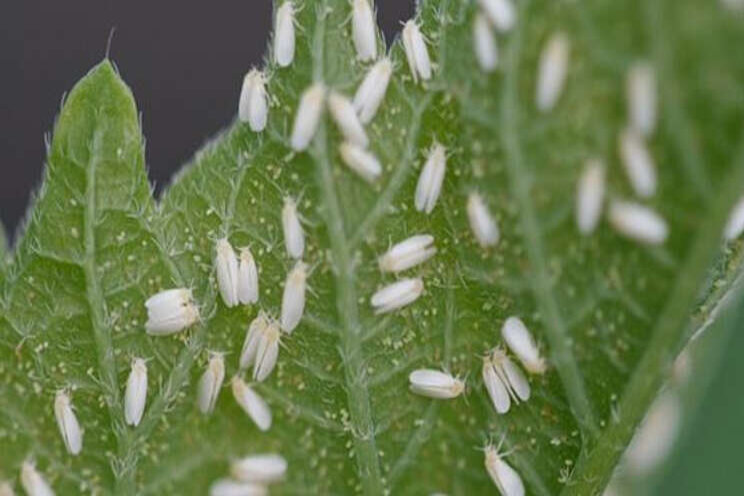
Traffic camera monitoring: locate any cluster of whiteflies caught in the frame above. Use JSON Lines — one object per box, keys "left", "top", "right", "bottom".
{"left": 407, "top": 312, "right": 545, "bottom": 496}
{"left": 49, "top": 356, "right": 152, "bottom": 462}
{"left": 406, "top": 322, "right": 545, "bottom": 401}
{"left": 477, "top": 10, "right": 741, "bottom": 245}
{"left": 34, "top": 1, "right": 744, "bottom": 495}
{"left": 476, "top": 1, "right": 744, "bottom": 246}
{"left": 573, "top": 58, "right": 671, "bottom": 245}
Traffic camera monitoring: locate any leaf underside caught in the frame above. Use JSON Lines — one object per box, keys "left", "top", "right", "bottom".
{"left": 2, "top": 0, "right": 744, "bottom": 494}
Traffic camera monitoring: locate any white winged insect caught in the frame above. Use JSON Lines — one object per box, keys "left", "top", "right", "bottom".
{"left": 282, "top": 197, "right": 305, "bottom": 259}
{"left": 237, "top": 247, "right": 259, "bottom": 305}
{"left": 20, "top": 461, "right": 54, "bottom": 496}
{"left": 144, "top": 288, "right": 200, "bottom": 336}
{"left": 575, "top": 159, "right": 606, "bottom": 235}
{"left": 232, "top": 377, "right": 272, "bottom": 432}
{"left": 352, "top": 0, "right": 377, "bottom": 62}
{"left": 619, "top": 128, "right": 657, "bottom": 198}
{"left": 378, "top": 234, "right": 436, "bottom": 273}
{"left": 501, "top": 317, "right": 546, "bottom": 374}
{"left": 339, "top": 142, "right": 382, "bottom": 183}
{"left": 608, "top": 201, "right": 668, "bottom": 245}
{"left": 370, "top": 278, "right": 424, "bottom": 314}
{"left": 473, "top": 12, "right": 499, "bottom": 72}
{"left": 408, "top": 369, "right": 465, "bottom": 399}
{"left": 482, "top": 348, "right": 530, "bottom": 414}
{"left": 209, "top": 479, "right": 267, "bottom": 496}
{"left": 125, "top": 358, "right": 148, "bottom": 426}
{"left": 627, "top": 61, "right": 657, "bottom": 137}
{"left": 241, "top": 312, "right": 282, "bottom": 381}
{"left": 401, "top": 20, "right": 432, "bottom": 83}
{"left": 241, "top": 312, "right": 270, "bottom": 368}
{"left": 467, "top": 192, "right": 500, "bottom": 248}
{"left": 484, "top": 443, "right": 525, "bottom": 496}
{"left": 290, "top": 83, "right": 326, "bottom": 151}
{"left": 281, "top": 261, "right": 308, "bottom": 334}
{"left": 725, "top": 196, "right": 744, "bottom": 241}
{"left": 535, "top": 32, "right": 570, "bottom": 112}
{"left": 625, "top": 391, "right": 681, "bottom": 476}
{"left": 215, "top": 238, "right": 239, "bottom": 308}
{"left": 197, "top": 353, "right": 226, "bottom": 415}
{"left": 478, "top": 0, "right": 516, "bottom": 32}
{"left": 54, "top": 390, "right": 82, "bottom": 455}
{"left": 274, "top": 2, "right": 296, "bottom": 67}
{"left": 238, "top": 69, "right": 268, "bottom": 132}
{"left": 328, "top": 91, "right": 368, "bottom": 147}
{"left": 353, "top": 58, "right": 393, "bottom": 124}
{"left": 231, "top": 454, "right": 288, "bottom": 484}
{"left": 415, "top": 143, "right": 447, "bottom": 214}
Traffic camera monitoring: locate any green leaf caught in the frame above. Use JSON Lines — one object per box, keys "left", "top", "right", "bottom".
{"left": 0, "top": 222, "right": 8, "bottom": 285}
{"left": 2, "top": 1, "right": 744, "bottom": 494}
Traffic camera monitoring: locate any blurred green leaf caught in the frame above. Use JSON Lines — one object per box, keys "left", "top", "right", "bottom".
{"left": 657, "top": 296, "right": 744, "bottom": 495}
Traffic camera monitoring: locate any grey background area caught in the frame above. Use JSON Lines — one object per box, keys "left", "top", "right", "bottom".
{"left": 0, "top": 2, "right": 740, "bottom": 494}
{"left": 0, "top": 0, "right": 413, "bottom": 234}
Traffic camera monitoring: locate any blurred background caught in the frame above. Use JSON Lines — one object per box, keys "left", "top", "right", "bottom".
{"left": 0, "top": 1, "right": 741, "bottom": 494}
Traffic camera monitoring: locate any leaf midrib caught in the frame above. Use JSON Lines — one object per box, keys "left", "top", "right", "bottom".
{"left": 309, "top": 6, "right": 384, "bottom": 493}
{"left": 80, "top": 127, "right": 132, "bottom": 488}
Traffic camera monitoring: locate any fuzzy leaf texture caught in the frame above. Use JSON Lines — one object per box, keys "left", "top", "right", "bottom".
{"left": 2, "top": 0, "right": 744, "bottom": 494}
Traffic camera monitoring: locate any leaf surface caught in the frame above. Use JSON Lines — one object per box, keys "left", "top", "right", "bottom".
{"left": 2, "top": 1, "right": 744, "bottom": 494}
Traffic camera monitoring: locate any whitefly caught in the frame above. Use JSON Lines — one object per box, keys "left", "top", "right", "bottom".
{"left": 238, "top": 247, "right": 259, "bottom": 305}
{"left": 415, "top": 143, "right": 447, "bottom": 214}
{"left": 232, "top": 377, "right": 272, "bottom": 432}
{"left": 378, "top": 234, "right": 436, "bottom": 273}
{"left": 21, "top": 461, "right": 55, "bottom": 496}
{"left": 484, "top": 444, "right": 525, "bottom": 496}
{"left": 290, "top": 83, "right": 326, "bottom": 152}
{"left": 54, "top": 390, "right": 83, "bottom": 455}
{"left": 535, "top": 32, "right": 570, "bottom": 112}
{"left": 281, "top": 261, "right": 307, "bottom": 334}
{"left": 339, "top": 142, "right": 382, "bottom": 183}
{"left": 144, "top": 288, "right": 200, "bottom": 335}
{"left": 282, "top": 197, "right": 305, "bottom": 259}
{"left": 408, "top": 369, "right": 465, "bottom": 399}
{"left": 370, "top": 278, "right": 424, "bottom": 314}
{"left": 473, "top": 12, "right": 498, "bottom": 72}
{"left": 209, "top": 478, "right": 267, "bottom": 496}
{"left": 575, "top": 159, "right": 605, "bottom": 235}
{"left": 352, "top": 0, "right": 377, "bottom": 62}
{"left": 401, "top": 20, "right": 432, "bottom": 83}
{"left": 467, "top": 192, "right": 500, "bottom": 248}
{"left": 238, "top": 69, "right": 268, "bottom": 132}
{"left": 328, "top": 91, "right": 368, "bottom": 147}
{"left": 501, "top": 316, "right": 546, "bottom": 374}
{"left": 197, "top": 353, "right": 225, "bottom": 415}
{"left": 274, "top": 2, "right": 296, "bottom": 67}
{"left": 353, "top": 58, "right": 393, "bottom": 124}
{"left": 215, "top": 238, "right": 239, "bottom": 308}
{"left": 478, "top": 0, "right": 517, "bottom": 32}
{"left": 608, "top": 201, "right": 668, "bottom": 245}
{"left": 231, "top": 453, "right": 288, "bottom": 484}
{"left": 125, "top": 358, "right": 148, "bottom": 427}
{"left": 619, "top": 128, "right": 657, "bottom": 198}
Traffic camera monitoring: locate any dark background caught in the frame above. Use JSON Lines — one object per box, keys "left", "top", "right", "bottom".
{"left": 0, "top": 1, "right": 740, "bottom": 494}
{"left": 0, "top": 0, "right": 413, "bottom": 237}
